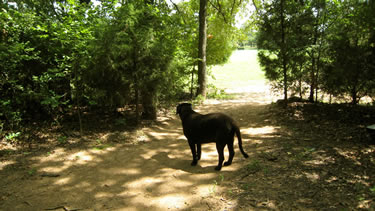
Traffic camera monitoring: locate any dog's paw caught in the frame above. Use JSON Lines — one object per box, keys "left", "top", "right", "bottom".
{"left": 224, "top": 161, "right": 232, "bottom": 166}
{"left": 215, "top": 166, "right": 222, "bottom": 171}
{"left": 191, "top": 160, "right": 198, "bottom": 166}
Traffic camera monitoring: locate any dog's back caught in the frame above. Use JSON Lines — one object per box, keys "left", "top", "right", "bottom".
{"left": 183, "top": 111, "right": 236, "bottom": 142}
{"left": 177, "top": 103, "right": 249, "bottom": 170}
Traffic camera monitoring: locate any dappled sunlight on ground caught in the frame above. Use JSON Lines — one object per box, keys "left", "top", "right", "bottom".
{"left": 241, "top": 126, "right": 280, "bottom": 136}
{"left": 0, "top": 116, "right": 240, "bottom": 210}
{"left": 0, "top": 92, "right": 276, "bottom": 210}
{"left": 0, "top": 160, "right": 15, "bottom": 171}
{"left": 2, "top": 54, "right": 375, "bottom": 209}
{"left": 2, "top": 95, "right": 375, "bottom": 210}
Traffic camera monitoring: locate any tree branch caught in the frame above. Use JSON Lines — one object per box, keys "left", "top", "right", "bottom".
{"left": 169, "top": 0, "right": 187, "bottom": 24}
{"left": 208, "top": 0, "right": 229, "bottom": 24}
{"left": 252, "top": 0, "right": 259, "bottom": 12}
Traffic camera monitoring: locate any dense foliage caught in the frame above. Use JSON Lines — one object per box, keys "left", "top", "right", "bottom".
{"left": 0, "top": 0, "right": 244, "bottom": 134}
{"left": 254, "top": 0, "right": 375, "bottom": 104}
{"left": 2, "top": 0, "right": 374, "bottom": 137}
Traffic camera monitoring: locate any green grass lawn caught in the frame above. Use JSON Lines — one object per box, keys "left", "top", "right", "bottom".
{"left": 209, "top": 49, "right": 266, "bottom": 91}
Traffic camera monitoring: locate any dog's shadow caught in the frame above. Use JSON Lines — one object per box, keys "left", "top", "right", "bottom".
{"left": 151, "top": 152, "right": 218, "bottom": 174}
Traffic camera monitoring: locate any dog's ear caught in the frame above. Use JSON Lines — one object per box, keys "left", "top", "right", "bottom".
{"left": 176, "top": 103, "right": 192, "bottom": 115}
{"left": 185, "top": 103, "right": 192, "bottom": 111}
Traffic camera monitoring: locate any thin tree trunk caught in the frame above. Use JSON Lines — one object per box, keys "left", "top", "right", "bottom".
{"left": 309, "top": 8, "right": 321, "bottom": 103}
{"left": 132, "top": 44, "right": 140, "bottom": 124}
{"left": 309, "top": 57, "right": 315, "bottom": 102}
{"left": 298, "top": 63, "right": 303, "bottom": 99}
{"left": 73, "top": 62, "right": 83, "bottom": 136}
{"left": 141, "top": 83, "right": 157, "bottom": 120}
{"left": 315, "top": 63, "right": 319, "bottom": 102}
{"left": 299, "top": 77, "right": 302, "bottom": 99}
{"left": 77, "top": 99, "right": 83, "bottom": 136}
{"left": 283, "top": 61, "right": 288, "bottom": 103}
{"left": 197, "top": 0, "right": 207, "bottom": 98}
{"left": 352, "top": 86, "right": 358, "bottom": 105}
{"left": 315, "top": 40, "right": 323, "bottom": 103}
{"left": 191, "top": 66, "right": 195, "bottom": 99}
{"left": 135, "top": 81, "right": 140, "bottom": 124}
{"left": 280, "top": 0, "right": 288, "bottom": 106}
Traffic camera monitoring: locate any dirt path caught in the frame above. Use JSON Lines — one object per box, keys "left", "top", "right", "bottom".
{"left": 2, "top": 84, "right": 375, "bottom": 210}
{"left": 0, "top": 85, "right": 277, "bottom": 211}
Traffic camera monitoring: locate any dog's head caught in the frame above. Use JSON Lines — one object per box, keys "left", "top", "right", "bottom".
{"left": 176, "top": 103, "right": 193, "bottom": 116}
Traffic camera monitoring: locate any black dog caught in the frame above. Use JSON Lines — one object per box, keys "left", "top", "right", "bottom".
{"left": 176, "top": 103, "right": 249, "bottom": 171}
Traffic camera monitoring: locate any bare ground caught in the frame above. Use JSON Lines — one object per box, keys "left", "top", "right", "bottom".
{"left": 1, "top": 87, "right": 375, "bottom": 210}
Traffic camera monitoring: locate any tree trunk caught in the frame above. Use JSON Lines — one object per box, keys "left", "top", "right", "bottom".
{"left": 73, "top": 61, "right": 83, "bottom": 136}
{"left": 191, "top": 66, "right": 195, "bottom": 99}
{"left": 299, "top": 77, "right": 302, "bottom": 99}
{"left": 280, "top": 0, "right": 288, "bottom": 106}
{"left": 135, "top": 81, "right": 140, "bottom": 124}
{"left": 309, "top": 12, "right": 320, "bottom": 103}
{"left": 315, "top": 65, "right": 319, "bottom": 102}
{"left": 283, "top": 60, "right": 288, "bottom": 103}
{"left": 141, "top": 83, "right": 157, "bottom": 120}
{"left": 351, "top": 86, "right": 358, "bottom": 105}
{"left": 309, "top": 55, "right": 316, "bottom": 103}
{"left": 197, "top": 0, "right": 207, "bottom": 98}
{"left": 132, "top": 43, "right": 141, "bottom": 124}
{"left": 315, "top": 42, "right": 323, "bottom": 103}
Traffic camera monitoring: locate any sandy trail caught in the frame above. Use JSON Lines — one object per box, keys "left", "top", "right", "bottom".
{"left": 3, "top": 84, "right": 375, "bottom": 210}
{"left": 0, "top": 84, "right": 278, "bottom": 211}
{"left": 2, "top": 49, "right": 375, "bottom": 210}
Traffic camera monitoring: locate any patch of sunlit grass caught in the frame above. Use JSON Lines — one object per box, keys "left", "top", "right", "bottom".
{"left": 210, "top": 50, "right": 265, "bottom": 91}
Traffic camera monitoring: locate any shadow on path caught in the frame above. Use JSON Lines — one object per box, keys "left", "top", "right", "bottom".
{"left": 1, "top": 92, "right": 374, "bottom": 210}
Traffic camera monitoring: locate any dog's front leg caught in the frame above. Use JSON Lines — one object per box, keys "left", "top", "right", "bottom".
{"left": 188, "top": 141, "right": 198, "bottom": 166}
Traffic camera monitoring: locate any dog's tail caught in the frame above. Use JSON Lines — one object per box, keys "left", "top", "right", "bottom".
{"left": 234, "top": 125, "right": 249, "bottom": 158}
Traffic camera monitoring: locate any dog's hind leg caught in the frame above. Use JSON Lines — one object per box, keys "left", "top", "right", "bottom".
{"left": 224, "top": 141, "right": 235, "bottom": 166}
{"left": 188, "top": 141, "right": 198, "bottom": 166}
{"left": 215, "top": 143, "right": 226, "bottom": 171}
{"left": 197, "top": 144, "right": 201, "bottom": 160}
